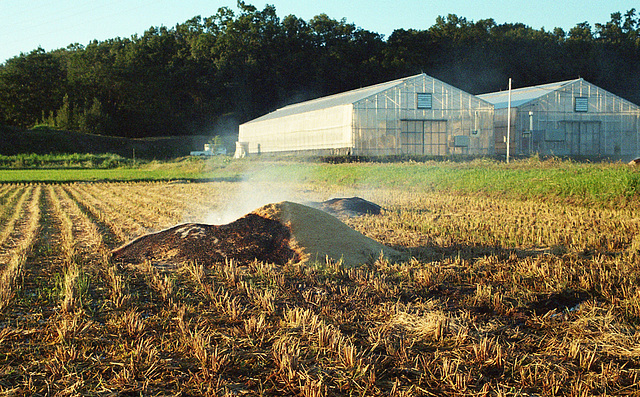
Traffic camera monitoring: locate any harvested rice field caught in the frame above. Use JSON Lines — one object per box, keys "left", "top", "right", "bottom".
{"left": 0, "top": 176, "right": 639, "bottom": 396}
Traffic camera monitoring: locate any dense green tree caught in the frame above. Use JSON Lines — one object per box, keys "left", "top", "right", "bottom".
{"left": 0, "top": 48, "right": 66, "bottom": 128}
{"left": 77, "top": 97, "right": 109, "bottom": 134}
{"left": 593, "top": 10, "right": 640, "bottom": 101}
{"left": 204, "top": 2, "right": 282, "bottom": 119}
{"left": 1, "top": 3, "right": 639, "bottom": 139}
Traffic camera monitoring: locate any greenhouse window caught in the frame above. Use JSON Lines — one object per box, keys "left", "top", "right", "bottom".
{"left": 575, "top": 97, "right": 588, "bottom": 112}
{"left": 417, "top": 93, "right": 433, "bottom": 109}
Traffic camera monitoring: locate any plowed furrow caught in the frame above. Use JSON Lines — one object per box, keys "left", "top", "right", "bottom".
{"left": 0, "top": 186, "right": 36, "bottom": 267}
{"left": 64, "top": 184, "right": 144, "bottom": 243}
{"left": 0, "top": 185, "right": 42, "bottom": 312}
{"left": 80, "top": 183, "right": 168, "bottom": 231}
{"left": 47, "top": 186, "right": 111, "bottom": 313}
{"left": 103, "top": 182, "right": 185, "bottom": 226}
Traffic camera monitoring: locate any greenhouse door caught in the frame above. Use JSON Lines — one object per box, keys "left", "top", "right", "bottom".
{"left": 567, "top": 122, "right": 581, "bottom": 154}
{"left": 563, "top": 121, "right": 601, "bottom": 156}
{"left": 401, "top": 120, "right": 447, "bottom": 155}
{"left": 582, "top": 122, "right": 601, "bottom": 155}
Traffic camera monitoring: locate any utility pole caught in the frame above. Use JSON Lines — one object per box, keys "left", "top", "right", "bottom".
{"left": 506, "top": 78, "right": 512, "bottom": 163}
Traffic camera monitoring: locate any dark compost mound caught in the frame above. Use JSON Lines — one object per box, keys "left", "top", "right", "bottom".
{"left": 112, "top": 213, "right": 299, "bottom": 266}
{"left": 311, "top": 197, "right": 382, "bottom": 217}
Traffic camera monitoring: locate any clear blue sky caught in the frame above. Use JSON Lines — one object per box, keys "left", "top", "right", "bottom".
{"left": 0, "top": 0, "right": 636, "bottom": 64}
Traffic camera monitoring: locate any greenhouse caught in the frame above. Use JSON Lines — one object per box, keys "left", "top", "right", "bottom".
{"left": 237, "top": 74, "right": 495, "bottom": 156}
{"left": 478, "top": 79, "right": 640, "bottom": 158}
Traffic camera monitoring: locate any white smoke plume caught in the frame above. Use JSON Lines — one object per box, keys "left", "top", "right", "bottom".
{"left": 201, "top": 160, "right": 317, "bottom": 225}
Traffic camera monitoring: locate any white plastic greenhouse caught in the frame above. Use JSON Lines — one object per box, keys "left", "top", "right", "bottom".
{"left": 479, "top": 79, "right": 640, "bottom": 157}
{"left": 237, "top": 74, "right": 495, "bottom": 156}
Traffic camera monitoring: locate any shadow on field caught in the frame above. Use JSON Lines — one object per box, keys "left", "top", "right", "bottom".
{"left": 394, "top": 242, "right": 597, "bottom": 318}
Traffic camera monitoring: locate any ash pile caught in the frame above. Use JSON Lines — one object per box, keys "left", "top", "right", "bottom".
{"left": 112, "top": 199, "right": 403, "bottom": 268}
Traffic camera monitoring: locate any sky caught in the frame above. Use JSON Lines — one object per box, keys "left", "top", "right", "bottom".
{"left": 0, "top": 0, "right": 637, "bottom": 64}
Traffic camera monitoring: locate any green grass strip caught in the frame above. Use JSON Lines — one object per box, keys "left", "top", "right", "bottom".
{"left": 1, "top": 157, "right": 638, "bottom": 207}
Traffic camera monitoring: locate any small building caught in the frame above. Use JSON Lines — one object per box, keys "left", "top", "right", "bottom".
{"left": 238, "top": 74, "right": 495, "bottom": 156}
{"left": 190, "top": 143, "right": 227, "bottom": 156}
{"left": 478, "top": 79, "right": 640, "bottom": 158}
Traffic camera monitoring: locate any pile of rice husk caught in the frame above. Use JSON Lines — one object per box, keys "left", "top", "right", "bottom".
{"left": 254, "top": 201, "right": 402, "bottom": 267}
{"left": 112, "top": 201, "right": 403, "bottom": 268}
{"left": 308, "top": 197, "right": 382, "bottom": 217}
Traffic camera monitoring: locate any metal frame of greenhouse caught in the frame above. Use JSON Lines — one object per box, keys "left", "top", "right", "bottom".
{"left": 479, "top": 78, "right": 640, "bottom": 158}
{"left": 237, "top": 74, "right": 495, "bottom": 156}
{"left": 238, "top": 75, "right": 640, "bottom": 159}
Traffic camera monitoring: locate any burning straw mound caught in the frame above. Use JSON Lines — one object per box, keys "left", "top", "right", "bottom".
{"left": 112, "top": 201, "right": 403, "bottom": 268}
{"left": 111, "top": 214, "right": 296, "bottom": 266}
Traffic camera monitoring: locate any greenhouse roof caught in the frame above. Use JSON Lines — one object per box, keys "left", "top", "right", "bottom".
{"left": 244, "top": 74, "right": 423, "bottom": 124}
{"left": 478, "top": 79, "right": 581, "bottom": 109}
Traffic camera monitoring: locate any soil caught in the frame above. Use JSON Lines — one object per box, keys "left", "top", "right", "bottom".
{"left": 527, "top": 290, "right": 591, "bottom": 315}
{"left": 112, "top": 201, "right": 404, "bottom": 268}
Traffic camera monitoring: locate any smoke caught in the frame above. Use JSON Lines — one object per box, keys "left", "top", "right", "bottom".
{"left": 200, "top": 161, "right": 316, "bottom": 225}
{"left": 193, "top": 117, "right": 306, "bottom": 225}
{"left": 428, "top": 53, "right": 508, "bottom": 95}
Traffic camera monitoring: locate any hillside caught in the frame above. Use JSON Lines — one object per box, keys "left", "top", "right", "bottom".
{"left": 0, "top": 126, "right": 227, "bottom": 159}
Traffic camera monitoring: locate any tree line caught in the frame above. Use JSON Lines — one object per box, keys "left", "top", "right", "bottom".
{"left": 0, "top": 1, "right": 638, "bottom": 138}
